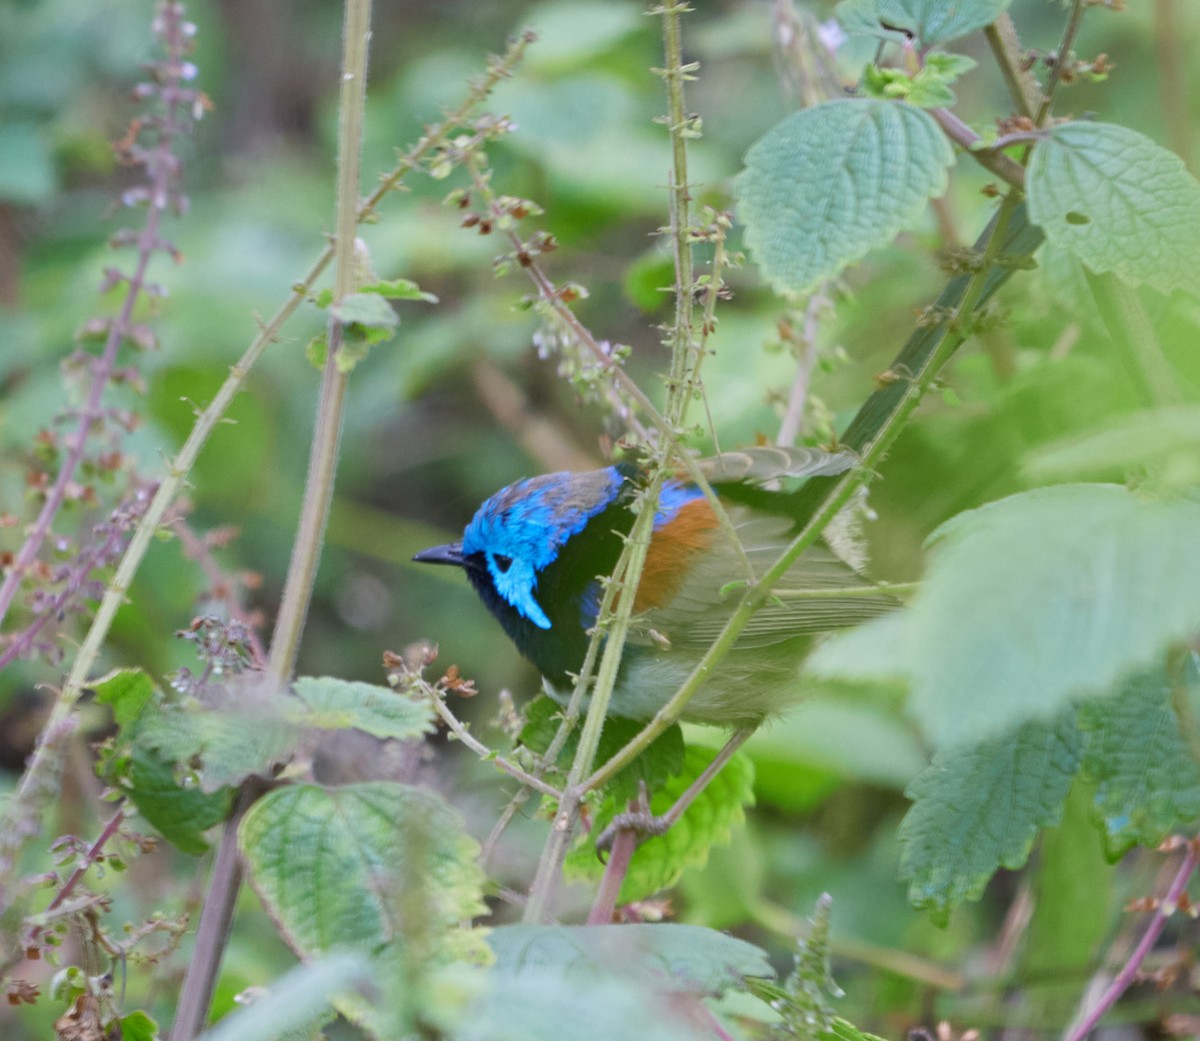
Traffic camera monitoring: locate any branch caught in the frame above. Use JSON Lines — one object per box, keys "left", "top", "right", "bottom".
{"left": 1066, "top": 838, "right": 1200, "bottom": 1041}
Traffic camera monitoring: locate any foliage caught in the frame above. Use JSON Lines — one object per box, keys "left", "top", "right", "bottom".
{"left": 1, "top": 1, "right": 1199, "bottom": 1040}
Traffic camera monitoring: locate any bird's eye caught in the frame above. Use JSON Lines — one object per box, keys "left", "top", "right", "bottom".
{"left": 493, "top": 554, "right": 513, "bottom": 574}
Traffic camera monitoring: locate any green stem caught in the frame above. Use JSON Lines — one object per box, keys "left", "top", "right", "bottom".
{"left": 984, "top": 15, "right": 1040, "bottom": 120}
{"left": 583, "top": 194, "right": 1027, "bottom": 793}
{"left": 1083, "top": 269, "right": 1182, "bottom": 408}
{"left": 169, "top": 2, "right": 373, "bottom": 1035}
{"left": 1034, "top": 0, "right": 1086, "bottom": 128}
{"left": 523, "top": 0, "right": 705, "bottom": 921}
{"left": 0, "top": 31, "right": 534, "bottom": 917}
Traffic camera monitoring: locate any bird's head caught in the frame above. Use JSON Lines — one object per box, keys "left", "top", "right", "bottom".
{"left": 414, "top": 466, "right": 634, "bottom": 679}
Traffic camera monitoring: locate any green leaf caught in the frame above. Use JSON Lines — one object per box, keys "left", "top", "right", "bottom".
{"left": 117, "top": 1010, "right": 160, "bottom": 1041}
{"left": 836, "top": 0, "right": 1011, "bottom": 46}
{"left": 1027, "top": 122, "right": 1200, "bottom": 296}
{"left": 898, "top": 712, "right": 1082, "bottom": 923}
{"left": 735, "top": 100, "right": 954, "bottom": 295}
{"left": 819, "top": 1020, "right": 892, "bottom": 1041}
{"left": 331, "top": 291, "right": 400, "bottom": 332}
{"left": 457, "top": 970, "right": 710, "bottom": 1041}
{"left": 519, "top": 696, "right": 686, "bottom": 805}
{"left": 291, "top": 676, "right": 434, "bottom": 740}
{"left": 911, "top": 485, "right": 1200, "bottom": 746}
{"left": 486, "top": 923, "right": 774, "bottom": 996}
{"left": 197, "top": 953, "right": 369, "bottom": 1041}
{"left": 1024, "top": 405, "right": 1200, "bottom": 484}
{"left": 126, "top": 746, "right": 233, "bottom": 855}
{"left": 93, "top": 667, "right": 157, "bottom": 730}
{"left": 862, "top": 54, "right": 977, "bottom": 109}
{"left": 564, "top": 744, "right": 755, "bottom": 902}
{"left": 240, "top": 782, "right": 487, "bottom": 961}
{"left": 139, "top": 700, "right": 297, "bottom": 793}
{"left": 1078, "top": 655, "right": 1200, "bottom": 857}
{"left": 358, "top": 277, "right": 438, "bottom": 303}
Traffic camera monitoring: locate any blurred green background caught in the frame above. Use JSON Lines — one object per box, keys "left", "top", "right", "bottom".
{"left": 1, "top": 0, "right": 1198, "bottom": 1036}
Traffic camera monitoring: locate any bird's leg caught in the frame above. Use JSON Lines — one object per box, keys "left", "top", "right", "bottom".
{"left": 588, "top": 783, "right": 649, "bottom": 924}
{"left": 595, "top": 727, "right": 755, "bottom": 853}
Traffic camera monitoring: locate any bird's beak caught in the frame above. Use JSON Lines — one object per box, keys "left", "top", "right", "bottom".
{"left": 412, "top": 541, "right": 467, "bottom": 568}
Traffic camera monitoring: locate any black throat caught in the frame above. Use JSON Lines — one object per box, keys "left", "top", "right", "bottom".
{"left": 464, "top": 489, "right": 636, "bottom": 685}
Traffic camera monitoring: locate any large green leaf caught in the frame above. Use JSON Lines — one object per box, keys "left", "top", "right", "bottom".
{"left": 126, "top": 748, "right": 233, "bottom": 856}
{"left": 139, "top": 701, "right": 297, "bottom": 794}
{"left": 898, "top": 712, "right": 1082, "bottom": 923}
{"left": 94, "top": 668, "right": 233, "bottom": 854}
{"left": 1078, "top": 656, "right": 1200, "bottom": 857}
{"left": 915, "top": 485, "right": 1200, "bottom": 745}
{"left": 836, "top": 0, "right": 1011, "bottom": 46}
{"left": 833, "top": 486, "right": 1200, "bottom": 747}
{"left": 291, "top": 676, "right": 434, "bottom": 740}
{"left": 198, "top": 953, "right": 368, "bottom": 1041}
{"left": 486, "top": 924, "right": 773, "bottom": 996}
{"left": 735, "top": 99, "right": 953, "bottom": 295}
{"left": 459, "top": 926, "right": 771, "bottom": 1041}
{"left": 1024, "top": 405, "right": 1200, "bottom": 485}
{"left": 564, "top": 745, "right": 755, "bottom": 902}
{"left": 456, "top": 971, "right": 708, "bottom": 1041}
{"left": 240, "top": 782, "right": 487, "bottom": 962}
{"left": 1027, "top": 122, "right": 1200, "bottom": 297}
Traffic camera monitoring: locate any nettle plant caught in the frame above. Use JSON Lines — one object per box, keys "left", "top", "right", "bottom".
{"left": 2, "top": 0, "right": 1200, "bottom": 1039}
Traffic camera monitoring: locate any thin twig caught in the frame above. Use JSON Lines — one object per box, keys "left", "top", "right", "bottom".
{"left": 0, "top": 8, "right": 194, "bottom": 631}
{"left": 1065, "top": 838, "right": 1199, "bottom": 1041}
{"left": 0, "top": 24, "right": 535, "bottom": 922}
{"left": 430, "top": 698, "right": 563, "bottom": 799}
{"left": 170, "top": 0, "right": 375, "bottom": 1034}
{"left": 984, "top": 15, "right": 1040, "bottom": 119}
{"left": 930, "top": 108, "right": 1027, "bottom": 189}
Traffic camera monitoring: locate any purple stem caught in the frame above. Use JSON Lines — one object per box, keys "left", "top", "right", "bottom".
{"left": 1066, "top": 839, "right": 1199, "bottom": 1041}
{"left": 0, "top": 6, "right": 190, "bottom": 631}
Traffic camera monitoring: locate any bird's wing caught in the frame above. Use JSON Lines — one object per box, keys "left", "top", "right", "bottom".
{"left": 695, "top": 444, "right": 856, "bottom": 484}
{"left": 633, "top": 507, "right": 896, "bottom": 649}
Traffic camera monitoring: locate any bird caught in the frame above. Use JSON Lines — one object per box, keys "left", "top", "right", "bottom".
{"left": 413, "top": 445, "right": 895, "bottom": 729}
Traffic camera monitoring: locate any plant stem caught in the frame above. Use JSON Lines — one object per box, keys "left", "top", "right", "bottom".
{"left": 170, "top": 1, "right": 373, "bottom": 1035}
{"left": 583, "top": 194, "right": 1031, "bottom": 793}
{"left": 930, "top": 107, "right": 1026, "bottom": 189}
{"left": 1065, "top": 838, "right": 1199, "bottom": 1041}
{"left": 1035, "top": 0, "right": 1086, "bottom": 128}
{"left": 0, "top": 5, "right": 192, "bottom": 632}
{"left": 1154, "top": 0, "right": 1194, "bottom": 173}
{"left": 167, "top": 780, "right": 265, "bottom": 1041}
{"left": 523, "top": 0, "right": 704, "bottom": 922}
{"left": 0, "top": 17, "right": 532, "bottom": 925}
{"left": 1083, "top": 269, "right": 1182, "bottom": 408}
{"left": 984, "top": 15, "right": 1040, "bottom": 119}
{"left": 430, "top": 698, "right": 563, "bottom": 799}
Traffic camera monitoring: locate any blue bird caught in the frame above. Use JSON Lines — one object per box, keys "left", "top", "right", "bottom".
{"left": 413, "top": 446, "right": 894, "bottom": 728}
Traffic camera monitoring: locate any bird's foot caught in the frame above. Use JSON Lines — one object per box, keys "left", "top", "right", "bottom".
{"left": 595, "top": 811, "right": 671, "bottom": 857}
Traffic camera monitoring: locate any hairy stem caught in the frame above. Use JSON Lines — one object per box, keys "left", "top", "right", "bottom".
{"left": 1065, "top": 838, "right": 1199, "bottom": 1041}
{"left": 583, "top": 194, "right": 1034, "bottom": 793}
{"left": 984, "top": 15, "right": 1040, "bottom": 119}
{"left": 0, "top": 22, "right": 532, "bottom": 925}
{"left": 0, "top": 6, "right": 192, "bottom": 632}
{"left": 169, "top": 1, "right": 373, "bottom": 1034}
{"left": 1084, "top": 269, "right": 1181, "bottom": 408}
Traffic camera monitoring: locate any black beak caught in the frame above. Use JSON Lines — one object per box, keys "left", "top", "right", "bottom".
{"left": 413, "top": 541, "right": 467, "bottom": 568}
